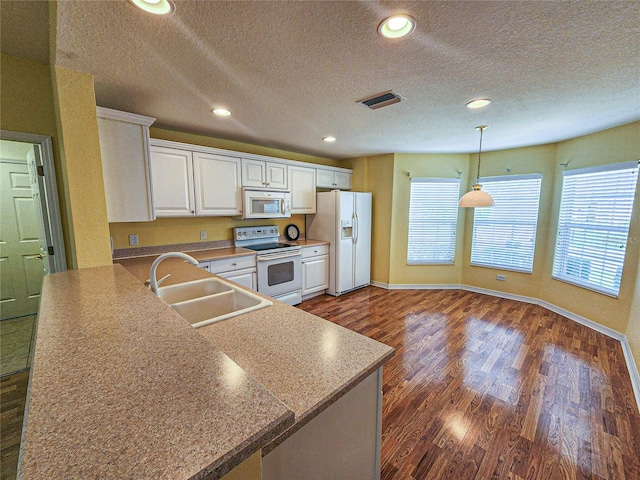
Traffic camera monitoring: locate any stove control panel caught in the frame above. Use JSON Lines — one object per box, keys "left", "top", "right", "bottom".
{"left": 234, "top": 226, "right": 280, "bottom": 242}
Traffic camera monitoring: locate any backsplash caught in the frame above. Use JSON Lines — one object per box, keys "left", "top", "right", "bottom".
{"left": 109, "top": 215, "right": 306, "bottom": 249}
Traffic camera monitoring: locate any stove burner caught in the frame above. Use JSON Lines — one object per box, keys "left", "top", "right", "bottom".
{"left": 245, "top": 243, "right": 294, "bottom": 252}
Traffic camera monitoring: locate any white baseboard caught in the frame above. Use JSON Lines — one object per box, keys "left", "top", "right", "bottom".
{"left": 377, "top": 282, "right": 640, "bottom": 414}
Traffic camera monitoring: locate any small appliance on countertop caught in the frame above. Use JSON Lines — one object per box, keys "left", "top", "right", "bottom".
{"left": 234, "top": 226, "right": 302, "bottom": 305}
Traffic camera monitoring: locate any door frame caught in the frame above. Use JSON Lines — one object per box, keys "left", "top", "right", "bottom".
{"left": 0, "top": 130, "right": 67, "bottom": 273}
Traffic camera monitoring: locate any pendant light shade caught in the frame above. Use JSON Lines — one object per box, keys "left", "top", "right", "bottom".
{"left": 460, "top": 125, "right": 495, "bottom": 208}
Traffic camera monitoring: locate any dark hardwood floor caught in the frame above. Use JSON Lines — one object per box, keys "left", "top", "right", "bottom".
{"left": 1, "top": 369, "right": 29, "bottom": 480}
{"left": 298, "top": 286, "right": 640, "bottom": 480}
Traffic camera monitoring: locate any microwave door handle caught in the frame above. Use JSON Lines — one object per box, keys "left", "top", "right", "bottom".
{"left": 281, "top": 199, "right": 285, "bottom": 215}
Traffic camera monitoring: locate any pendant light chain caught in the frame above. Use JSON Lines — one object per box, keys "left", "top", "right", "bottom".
{"left": 476, "top": 125, "right": 486, "bottom": 184}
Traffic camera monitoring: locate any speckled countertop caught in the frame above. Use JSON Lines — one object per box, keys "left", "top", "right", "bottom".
{"left": 21, "top": 250, "right": 393, "bottom": 479}
{"left": 20, "top": 264, "right": 294, "bottom": 480}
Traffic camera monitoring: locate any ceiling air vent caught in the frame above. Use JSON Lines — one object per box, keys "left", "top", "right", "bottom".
{"left": 357, "top": 90, "right": 405, "bottom": 110}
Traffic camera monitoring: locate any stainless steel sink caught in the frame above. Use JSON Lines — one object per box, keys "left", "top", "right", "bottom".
{"left": 156, "top": 278, "right": 272, "bottom": 328}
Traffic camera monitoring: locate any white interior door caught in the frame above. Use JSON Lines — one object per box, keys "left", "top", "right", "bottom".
{"left": 27, "top": 147, "right": 53, "bottom": 275}
{"left": 0, "top": 160, "right": 46, "bottom": 320}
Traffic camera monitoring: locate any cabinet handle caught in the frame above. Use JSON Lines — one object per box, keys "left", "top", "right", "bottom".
{"left": 191, "top": 210, "right": 195, "bottom": 214}
{"left": 231, "top": 263, "right": 237, "bottom": 266}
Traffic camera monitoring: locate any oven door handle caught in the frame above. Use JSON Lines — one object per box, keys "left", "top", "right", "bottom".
{"left": 257, "top": 251, "right": 302, "bottom": 261}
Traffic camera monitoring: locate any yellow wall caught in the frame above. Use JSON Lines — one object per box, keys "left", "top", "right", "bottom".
{"left": 220, "top": 451, "right": 261, "bottom": 480}
{"left": 461, "top": 144, "right": 558, "bottom": 298}
{"left": 358, "top": 123, "right": 639, "bottom": 371}
{"left": 389, "top": 153, "right": 471, "bottom": 285}
{"left": 629, "top": 251, "right": 640, "bottom": 369}
{"left": 51, "top": 66, "right": 112, "bottom": 268}
{"left": 0, "top": 53, "right": 76, "bottom": 268}
{"left": 110, "top": 215, "right": 306, "bottom": 249}
{"left": 539, "top": 123, "right": 640, "bottom": 334}
{"left": 357, "top": 154, "right": 394, "bottom": 284}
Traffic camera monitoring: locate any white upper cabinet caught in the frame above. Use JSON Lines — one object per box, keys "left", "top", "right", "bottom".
{"left": 150, "top": 146, "right": 195, "bottom": 217}
{"left": 193, "top": 152, "right": 242, "bottom": 216}
{"left": 316, "top": 168, "right": 351, "bottom": 190}
{"left": 96, "top": 107, "right": 155, "bottom": 222}
{"left": 288, "top": 165, "right": 316, "bottom": 214}
{"left": 242, "top": 159, "right": 288, "bottom": 190}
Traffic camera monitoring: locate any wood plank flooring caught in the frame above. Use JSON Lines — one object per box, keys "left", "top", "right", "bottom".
{"left": 0, "top": 370, "right": 29, "bottom": 480}
{"left": 298, "top": 287, "right": 640, "bottom": 480}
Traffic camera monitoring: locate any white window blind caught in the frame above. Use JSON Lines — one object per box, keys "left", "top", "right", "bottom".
{"left": 407, "top": 178, "right": 461, "bottom": 264}
{"left": 552, "top": 161, "right": 639, "bottom": 297}
{"left": 470, "top": 174, "right": 543, "bottom": 273}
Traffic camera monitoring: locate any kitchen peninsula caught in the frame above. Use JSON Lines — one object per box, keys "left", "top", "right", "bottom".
{"left": 19, "top": 253, "right": 393, "bottom": 479}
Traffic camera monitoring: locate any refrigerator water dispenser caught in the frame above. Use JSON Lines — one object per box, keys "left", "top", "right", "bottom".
{"left": 341, "top": 219, "right": 353, "bottom": 239}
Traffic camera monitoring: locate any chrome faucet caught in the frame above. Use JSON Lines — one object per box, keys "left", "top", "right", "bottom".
{"left": 149, "top": 252, "right": 198, "bottom": 293}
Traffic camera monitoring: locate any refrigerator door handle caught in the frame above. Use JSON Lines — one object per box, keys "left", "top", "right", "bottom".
{"left": 353, "top": 212, "right": 359, "bottom": 244}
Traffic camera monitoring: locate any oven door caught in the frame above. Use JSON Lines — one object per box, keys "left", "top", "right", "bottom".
{"left": 256, "top": 250, "right": 302, "bottom": 301}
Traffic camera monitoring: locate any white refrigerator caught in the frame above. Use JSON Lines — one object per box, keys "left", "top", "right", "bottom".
{"left": 306, "top": 191, "right": 372, "bottom": 296}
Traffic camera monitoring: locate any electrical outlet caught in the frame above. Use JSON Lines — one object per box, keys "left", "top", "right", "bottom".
{"left": 496, "top": 274, "right": 506, "bottom": 281}
{"left": 129, "top": 234, "right": 139, "bottom": 246}
{"left": 200, "top": 230, "right": 207, "bottom": 240}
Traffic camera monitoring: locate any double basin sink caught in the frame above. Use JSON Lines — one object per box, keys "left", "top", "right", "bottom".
{"left": 157, "top": 277, "right": 273, "bottom": 328}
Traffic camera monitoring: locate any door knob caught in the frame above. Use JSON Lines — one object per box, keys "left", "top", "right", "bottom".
{"left": 35, "top": 253, "right": 46, "bottom": 260}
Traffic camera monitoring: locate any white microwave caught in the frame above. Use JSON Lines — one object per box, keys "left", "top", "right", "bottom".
{"left": 238, "top": 188, "right": 291, "bottom": 219}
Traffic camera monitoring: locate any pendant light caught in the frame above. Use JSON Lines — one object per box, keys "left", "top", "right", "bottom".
{"left": 459, "top": 125, "right": 495, "bottom": 207}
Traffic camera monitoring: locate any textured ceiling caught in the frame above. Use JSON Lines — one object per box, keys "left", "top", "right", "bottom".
{"left": 5, "top": 1, "right": 640, "bottom": 159}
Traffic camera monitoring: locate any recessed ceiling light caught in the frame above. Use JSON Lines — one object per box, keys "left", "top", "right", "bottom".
{"left": 323, "top": 136, "right": 336, "bottom": 143}
{"left": 466, "top": 98, "right": 492, "bottom": 109}
{"left": 212, "top": 108, "right": 231, "bottom": 117}
{"left": 378, "top": 15, "right": 416, "bottom": 39}
{"left": 128, "top": 0, "right": 175, "bottom": 15}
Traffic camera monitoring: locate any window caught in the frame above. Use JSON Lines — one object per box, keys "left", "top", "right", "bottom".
{"left": 552, "top": 161, "right": 639, "bottom": 297}
{"left": 470, "top": 174, "right": 543, "bottom": 272}
{"left": 407, "top": 178, "right": 461, "bottom": 264}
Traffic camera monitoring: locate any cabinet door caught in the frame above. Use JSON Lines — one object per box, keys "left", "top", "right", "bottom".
{"left": 242, "top": 159, "right": 266, "bottom": 188}
{"left": 316, "top": 169, "right": 335, "bottom": 188}
{"left": 150, "top": 146, "right": 195, "bottom": 217}
{"left": 194, "top": 152, "right": 242, "bottom": 216}
{"left": 288, "top": 166, "right": 316, "bottom": 214}
{"left": 302, "top": 255, "right": 328, "bottom": 295}
{"left": 334, "top": 171, "right": 352, "bottom": 190}
{"left": 97, "top": 108, "right": 155, "bottom": 222}
{"left": 266, "top": 162, "right": 288, "bottom": 189}
{"left": 219, "top": 270, "right": 257, "bottom": 291}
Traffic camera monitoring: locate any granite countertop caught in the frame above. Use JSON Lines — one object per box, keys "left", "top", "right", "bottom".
{"left": 20, "top": 264, "right": 294, "bottom": 480}
{"left": 21, "top": 254, "right": 393, "bottom": 478}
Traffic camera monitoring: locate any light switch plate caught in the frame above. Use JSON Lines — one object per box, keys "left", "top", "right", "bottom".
{"left": 129, "top": 234, "right": 139, "bottom": 246}
{"left": 200, "top": 230, "right": 207, "bottom": 240}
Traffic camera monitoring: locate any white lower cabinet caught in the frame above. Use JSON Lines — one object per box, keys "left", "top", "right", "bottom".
{"left": 301, "top": 244, "right": 328, "bottom": 298}
{"left": 262, "top": 368, "right": 383, "bottom": 480}
{"left": 199, "top": 255, "right": 257, "bottom": 291}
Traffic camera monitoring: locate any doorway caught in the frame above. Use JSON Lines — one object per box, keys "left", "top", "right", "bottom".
{"left": 0, "top": 132, "right": 66, "bottom": 376}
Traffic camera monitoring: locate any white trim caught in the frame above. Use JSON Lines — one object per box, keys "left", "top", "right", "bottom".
{"left": 375, "top": 282, "right": 640, "bottom": 413}
{"left": 150, "top": 138, "right": 353, "bottom": 174}
{"left": 96, "top": 106, "right": 155, "bottom": 127}
{"left": 0, "top": 131, "right": 67, "bottom": 272}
